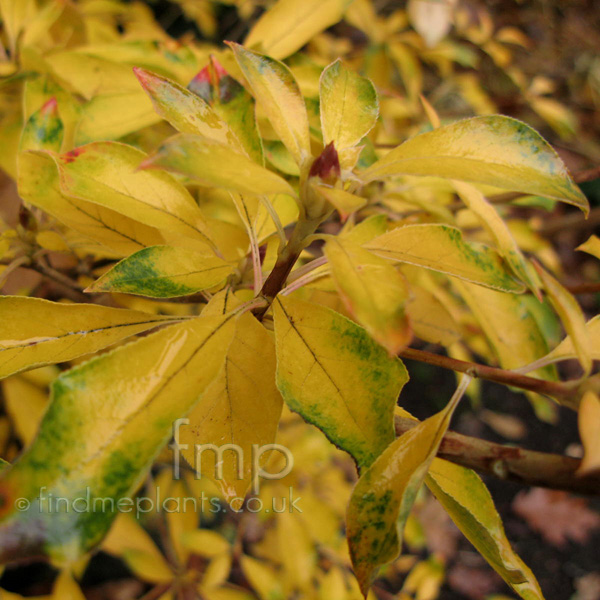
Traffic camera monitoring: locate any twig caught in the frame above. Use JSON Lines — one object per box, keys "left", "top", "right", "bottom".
{"left": 398, "top": 347, "right": 581, "bottom": 410}
{"left": 138, "top": 583, "right": 173, "bottom": 600}
{"left": 538, "top": 206, "right": 600, "bottom": 236}
{"left": 29, "top": 258, "right": 89, "bottom": 303}
{"left": 394, "top": 416, "right": 600, "bottom": 496}
{"left": 0, "top": 255, "right": 30, "bottom": 288}
{"left": 563, "top": 281, "right": 600, "bottom": 295}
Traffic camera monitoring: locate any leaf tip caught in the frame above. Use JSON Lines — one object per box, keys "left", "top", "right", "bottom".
{"left": 40, "top": 97, "right": 58, "bottom": 117}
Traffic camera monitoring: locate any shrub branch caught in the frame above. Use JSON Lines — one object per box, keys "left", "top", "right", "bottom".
{"left": 394, "top": 416, "right": 600, "bottom": 496}
{"left": 398, "top": 347, "right": 582, "bottom": 410}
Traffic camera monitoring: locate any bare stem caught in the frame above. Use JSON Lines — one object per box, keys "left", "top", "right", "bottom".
{"left": 395, "top": 416, "right": 600, "bottom": 496}
{"left": 398, "top": 347, "right": 581, "bottom": 410}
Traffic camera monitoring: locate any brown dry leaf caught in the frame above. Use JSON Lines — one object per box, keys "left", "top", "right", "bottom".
{"left": 512, "top": 488, "right": 600, "bottom": 547}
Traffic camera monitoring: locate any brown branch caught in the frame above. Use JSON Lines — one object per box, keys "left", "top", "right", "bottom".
{"left": 395, "top": 416, "right": 600, "bottom": 496}
{"left": 538, "top": 205, "right": 600, "bottom": 236}
{"left": 29, "top": 258, "right": 90, "bottom": 303}
{"left": 398, "top": 347, "right": 581, "bottom": 410}
{"left": 563, "top": 281, "right": 600, "bottom": 295}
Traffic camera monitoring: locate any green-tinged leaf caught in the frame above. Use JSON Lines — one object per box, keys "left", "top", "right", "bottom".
{"left": 228, "top": 43, "right": 311, "bottom": 167}
{"left": 245, "top": 0, "right": 350, "bottom": 59}
{"left": 179, "top": 312, "right": 283, "bottom": 500}
{"left": 324, "top": 238, "right": 412, "bottom": 354}
{"left": 313, "top": 184, "right": 367, "bottom": 220}
{"left": 54, "top": 142, "right": 217, "bottom": 251}
{"left": 0, "top": 296, "right": 181, "bottom": 379}
{"left": 188, "top": 58, "right": 264, "bottom": 165}
{"left": 133, "top": 68, "right": 241, "bottom": 150}
{"left": 362, "top": 116, "right": 588, "bottom": 212}
{"left": 427, "top": 460, "right": 544, "bottom": 600}
{"left": 86, "top": 246, "right": 233, "bottom": 298}
{"left": 453, "top": 181, "right": 540, "bottom": 294}
{"left": 18, "top": 151, "right": 165, "bottom": 257}
{"left": 141, "top": 134, "right": 294, "bottom": 197}
{"left": 273, "top": 295, "right": 408, "bottom": 469}
{"left": 19, "top": 98, "right": 64, "bottom": 153}
{"left": 320, "top": 60, "right": 379, "bottom": 152}
{"left": 577, "top": 235, "right": 600, "bottom": 260}
{"left": 534, "top": 263, "right": 592, "bottom": 374}
{"left": 347, "top": 377, "right": 469, "bottom": 595}
{"left": 0, "top": 314, "right": 236, "bottom": 563}
{"left": 578, "top": 391, "right": 600, "bottom": 476}
{"left": 264, "top": 140, "right": 300, "bottom": 176}
{"left": 365, "top": 224, "right": 524, "bottom": 292}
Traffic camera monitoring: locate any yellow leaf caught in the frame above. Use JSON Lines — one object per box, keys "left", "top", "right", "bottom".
{"left": 342, "top": 214, "right": 388, "bottom": 245}
{"left": 313, "top": 184, "right": 367, "bottom": 220}
{"left": 86, "top": 246, "right": 233, "bottom": 298}
{"left": 362, "top": 116, "right": 588, "bottom": 213}
{"left": 366, "top": 224, "right": 524, "bottom": 292}
{"left": 454, "top": 281, "right": 555, "bottom": 376}
{"left": 240, "top": 555, "right": 284, "bottom": 600}
{"left": 2, "top": 377, "right": 47, "bottom": 445}
{"left": 141, "top": 134, "right": 294, "bottom": 198}
{"left": 325, "top": 237, "right": 412, "bottom": 354}
{"left": 245, "top": 0, "right": 350, "bottom": 59}
{"left": 0, "top": 314, "right": 236, "bottom": 563}
{"left": 534, "top": 263, "right": 592, "bottom": 375}
{"left": 577, "top": 235, "right": 600, "bottom": 260}
{"left": 54, "top": 142, "right": 217, "bottom": 251}
{"left": 51, "top": 570, "right": 86, "bottom": 600}
{"left": 102, "top": 514, "right": 165, "bottom": 562}
{"left": 228, "top": 43, "right": 311, "bottom": 168}
{"left": 535, "top": 315, "right": 600, "bottom": 367}
{"left": 0, "top": 296, "right": 182, "bottom": 379}
{"left": 427, "top": 459, "right": 544, "bottom": 599}
{"left": 529, "top": 96, "right": 577, "bottom": 140}
{"left": 273, "top": 295, "right": 408, "bottom": 469}
{"left": 202, "top": 553, "right": 233, "bottom": 589}
{"left": 181, "top": 529, "right": 231, "bottom": 558}
{"left": 404, "top": 284, "right": 461, "bottom": 346}
{"left": 578, "top": 391, "right": 600, "bottom": 476}
{"left": 277, "top": 512, "right": 316, "bottom": 593}
{"left": 453, "top": 181, "right": 540, "bottom": 294}
{"left": 347, "top": 377, "right": 470, "bottom": 595}
{"left": 75, "top": 90, "right": 161, "bottom": 145}
{"left": 122, "top": 549, "right": 173, "bottom": 583}
{"left": 18, "top": 151, "right": 165, "bottom": 257}
{"left": 0, "top": 0, "right": 36, "bottom": 53}
{"left": 320, "top": 60, "right": 379, "bottom": 154}
{"left": 180, "top": 312, "right": 282, "bottom": 500}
